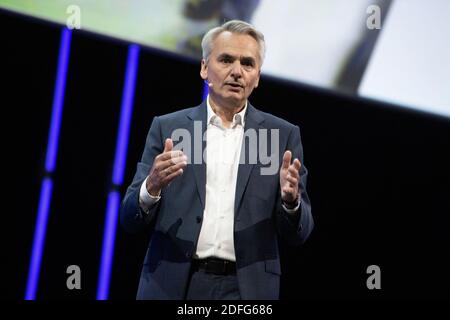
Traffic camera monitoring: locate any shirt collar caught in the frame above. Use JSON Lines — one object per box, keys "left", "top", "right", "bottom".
{"left": 206, "top": 94, "right": 247, "bottom": 128}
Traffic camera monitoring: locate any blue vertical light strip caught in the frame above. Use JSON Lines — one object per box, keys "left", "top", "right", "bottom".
{"left": 112, "top": 44, "right": 140, "bottom": 185}
{"left": 96, "top": 191, "right": 120, "bottom": 300}
{"left": 97, "top": 44, "right": 140, "bottom": 300}
{"left": 25, "top": 28, "right": 72, "bottom": 300}
{"left": 45, "top": 29, "right": 73, "bottom": 172}
{"left": 203, "top": 81, "right": 209, "bottom": 101}
{"left": 25, "top": 178, "right": 53, "bottom": 300}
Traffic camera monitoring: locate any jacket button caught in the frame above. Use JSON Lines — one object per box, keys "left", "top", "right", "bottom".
{"left": 186, "top": 252, "right": 192, "bottom": 258}
{"left": 196, "top": 216, "right": 202, "bottom": 223}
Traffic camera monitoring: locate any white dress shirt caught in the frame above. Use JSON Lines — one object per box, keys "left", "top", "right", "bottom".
{"left": 193, "top": 96, "right": 247, "bottom": 261}
{"left": 139, "top": 96, "right": 299, "bottom": 262}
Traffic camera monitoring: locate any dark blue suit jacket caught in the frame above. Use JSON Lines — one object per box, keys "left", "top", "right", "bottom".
{"left": 120, "top": 101, "right": 314, "bottom": 299}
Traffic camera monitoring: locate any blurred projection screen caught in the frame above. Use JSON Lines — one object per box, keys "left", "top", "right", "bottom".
{"left": 2, "top": 0, "right": 449, "bottom": 118}
{"left": 359, "top": 0, "right": 450, "bottom": 118}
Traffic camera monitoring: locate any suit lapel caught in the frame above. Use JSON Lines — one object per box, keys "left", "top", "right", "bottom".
{"left": 234, "top": 104, "right": 265, "bottom": 215}
{"left": 187, "top": 102, "right": 207, "bottom": 209}
{"left": 187, "top": 101, "right": 265, "bottom": 214}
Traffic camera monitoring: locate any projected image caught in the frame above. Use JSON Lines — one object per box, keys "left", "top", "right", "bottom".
{"left": 359, "top": 0, "right": 450, "bottom": 118}
{"left": 0, "top": 0, "right": 261, "bottom": 59}
{"left": 0, "top": 0, "right": 377, "bottom": 91}
{"left": 2, "top": 0, "right": 449, "bottom": 118}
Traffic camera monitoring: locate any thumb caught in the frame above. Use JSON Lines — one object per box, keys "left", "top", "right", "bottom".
{"left": 164, "top": 138, "right": 173, "bottom": 152}
{"left": 282, "top": 150, "right": 292, "bottom": 169}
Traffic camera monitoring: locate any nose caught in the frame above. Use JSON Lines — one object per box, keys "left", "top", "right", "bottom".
{"left": 230, "top": 61, "right": 243, "bottom": 79}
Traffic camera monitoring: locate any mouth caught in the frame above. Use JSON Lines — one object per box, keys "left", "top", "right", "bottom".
{"left": 225, "top": 82, "right": 244, "bottom": 90}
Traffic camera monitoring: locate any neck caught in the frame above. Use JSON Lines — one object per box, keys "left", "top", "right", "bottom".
{"left": 209, "top": 95, "right": 245, "bottom": 126}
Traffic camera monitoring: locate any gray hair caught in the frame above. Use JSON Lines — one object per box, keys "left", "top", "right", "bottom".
{"left": 201, "top": 20, "right": 266, "bottom": 66}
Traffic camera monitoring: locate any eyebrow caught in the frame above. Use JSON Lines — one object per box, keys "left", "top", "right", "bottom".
{"left": 217, "top": 53, "right": 235, "bottom": 61}
{"left": 217, "top": 53, "right": 256, "bottom": 65}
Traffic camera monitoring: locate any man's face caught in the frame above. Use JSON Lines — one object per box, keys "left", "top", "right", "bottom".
{"left": 200, "top": 31, "right": 261, "bottom": 108}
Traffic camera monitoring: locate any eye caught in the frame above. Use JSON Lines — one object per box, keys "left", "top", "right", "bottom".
{"left": 241, "top": 59, "right": 255, "bottom": 67}
{"left": 221, "top": 57, "right": 232, "bottom": 64}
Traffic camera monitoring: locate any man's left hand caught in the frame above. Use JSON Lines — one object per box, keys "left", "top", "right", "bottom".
{"left": 280, "top": 150, "right": 301, "bottom": 205}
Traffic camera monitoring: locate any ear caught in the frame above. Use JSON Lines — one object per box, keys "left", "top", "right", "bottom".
{"left": 200, "top": 59, "right": 208, "bottom": 80}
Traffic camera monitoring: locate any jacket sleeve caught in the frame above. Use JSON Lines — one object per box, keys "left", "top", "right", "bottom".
{"left": 120, "top": 116, "right": 163, "bottom": 234}
{"left": 275, "top": 125, "right": 314, "bottom": 246}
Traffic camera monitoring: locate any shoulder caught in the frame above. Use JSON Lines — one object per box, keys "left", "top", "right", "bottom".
{"left": 250, "top": 104, "right": 299, "bottom": 131}
{"left": 156, "top": 106, "right": 198, "bottom": 122}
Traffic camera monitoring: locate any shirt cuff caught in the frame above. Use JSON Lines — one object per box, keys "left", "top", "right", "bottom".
{"left": 282, "top": 198, "right": 301, "bottom": 214}
{"left": 139, "top": 176, "right": 161, "bottom": 213}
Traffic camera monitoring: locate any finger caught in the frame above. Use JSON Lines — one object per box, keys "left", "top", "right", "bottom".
{"left": 159, "top": 158, "right": 187, "bottom": 174}
{"left": 282, "top": 150, "right": 292, "bottom": 169}
{"left": 172, "top": 159, "right": 188, "bottom": 171}
{"left": 167, "top": 153, "right": 188, "bottom": 165}
{"left": 286, "top": 175, "right": 298, "bottom": 186}
{"left": 163, "top": 167, "right": 184, "bottom": 185}
{"left": 158, "top": 150, "right": 185, "bottom": 162}
{"left": 293, "top": 158, "right": 301, "bottom": 171}
{"left": 288, "top": 165, "right": 300, "bottom": 179}
{"left": 155, "top": 150, "right": 184, "bottom": 163}
{"left": 163, "top": 138, "right": 173, "bottom": 152}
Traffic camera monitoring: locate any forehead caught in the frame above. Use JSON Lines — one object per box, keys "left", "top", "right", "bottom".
{"left": 211, "top": 31, "right": 260, "bottom": 61}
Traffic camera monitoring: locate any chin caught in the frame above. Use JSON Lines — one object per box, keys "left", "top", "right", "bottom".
{"left": 212, "top": 91, "right": 245, "bottom": 106}
{"left": 224, "top": 91, "right": 244, "bottom": 100}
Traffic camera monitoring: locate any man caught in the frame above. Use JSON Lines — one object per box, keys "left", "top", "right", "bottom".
{"left": 120, "top": 20, "right": 313, "bottom": 300}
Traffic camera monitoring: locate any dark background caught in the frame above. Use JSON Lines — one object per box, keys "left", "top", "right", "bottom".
{"left": 2, "top": 10, "right": 449, "bottom": 300}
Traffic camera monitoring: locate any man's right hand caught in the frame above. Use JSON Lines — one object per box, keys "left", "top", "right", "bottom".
{"left": 146, "top": 138, "right": 187, "bottom": 196}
